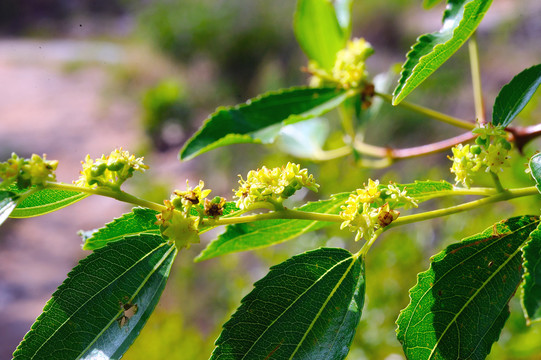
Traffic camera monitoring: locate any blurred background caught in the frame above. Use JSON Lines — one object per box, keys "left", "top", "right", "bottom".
{"left": 0, "top": 0, "right": 540, "bottom": 359}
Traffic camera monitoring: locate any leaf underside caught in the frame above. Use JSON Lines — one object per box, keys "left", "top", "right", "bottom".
{"left": 179, "top": 86, "right": 349, "bottom": 160}
{"left": 397, "top": 215, "right": 539, "bottom": 360}
{"left": 13, "top": 234, "right": 177, "bottom": 360}
{"left": 521, "top": 224, "right": 541, "bottom": 323}
{"left": 528, "top": 153, "right": 541, "bottom": 193}
{"left": 393, "top": 0, "right": 493, "bottom": 105}
{"left": 493, "top": 63, "right": 541, "bottom": 127}
{"left": 211, "top": 247, "right": 365, "bottom": 360}
{"left": 195, "top": 193, "right": 350, "bottom": 262}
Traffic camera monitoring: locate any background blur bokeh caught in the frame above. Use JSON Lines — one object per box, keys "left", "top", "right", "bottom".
{"left": 0, "top": 0, "right": 541, "bottom": 359}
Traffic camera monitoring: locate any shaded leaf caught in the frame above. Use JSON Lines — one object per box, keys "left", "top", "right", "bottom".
{"left": 528, "top": 153, "right": 541, "bottom": 193}
{"left": 195, "top": 193, "right": 349, "bottom": 262}
{"left": 493, "top": 64, "right": 541, "bottom": 127}
{"left": 393, "top": 0, "right": 493, "bottom": 104}
{"left": 11, "top": 188, "right": 88, "bottom": 218}
{"left": 397, "top": 215, "right": 539, "bottom": 360}
{"left": 82, "top": 208, "right": 161, "bottom": 251}
{"left": 211, "top": 248, "right": 365, "bottom": 360}
{"left": 0, "top": 190, "right": 19, "bottom": 226}
{"left": 294, "top": 0, "right": 346, "bottom": 70}
{"left": 180, "top": 87, "right": 349, "bottom": 160}
{"left": 521, "top": 224, "right": 541, "bottom": 324}
{"left": 13, "top": 234, "right": 177, "bottom": 360}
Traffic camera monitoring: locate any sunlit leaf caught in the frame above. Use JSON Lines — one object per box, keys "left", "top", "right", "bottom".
{"left": 195, "top": 193, "right": 349, "bottom": 262}
{"left": 493, "top": 64, "right": 541, "bottom": 127}
{"left": 423, "top": 0, "right": 444, "bottom": 9}
{"left": 333, "top": 0, "right": 354, "bottom": 39}
{"left": 521, "top": 224, "right": 541, "bottom": 324}
{"left": 528, "top": 153, "right": 541, "bottom": 193}
{"left": 13, "top": 234, "right": 177, "bottom": 360}
{"left": 397, "top": 215, "right": 539, "bottom": 360}
{"left": 10, "top": 187, "right": 88, "bottom": 218}
{"left": 82, "top": 208, "right": 161, "bottom": 250}
{"left": 392, "top": 0, "right": 493, "bottom": 104}
{"left": 211, "top": 248, "right": 365, "bottom": 360}
{"left": 294, "top": 0, "right": 346, "bottom": 70}
{"left": 180, "top": 87, "right": 350, "bottom": 160}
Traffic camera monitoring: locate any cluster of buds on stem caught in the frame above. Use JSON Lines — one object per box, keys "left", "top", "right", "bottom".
{"left": 339, "top": 179, "right": 418, "bottom": 241}
{"left": 0, "top": 153, "right": 58, "bottom": 188}
{"left": 75, "top": 148, "right": 148, "bottom": 191}
{"left": 309, "top": 38, "right": 374, "bottom": 90}
{"left": 449, "top": 124, "right": 511, "bottom": 188}
{"left": 234, "top": 163, "right": 319, "bottom": 210}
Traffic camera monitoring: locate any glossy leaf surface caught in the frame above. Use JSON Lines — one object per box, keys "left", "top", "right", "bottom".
{"left": 333, "top": 0, "right": 353, "bottom": 39}
{"left": 10, "top": 188, "right": 88, "bottom": 218}
{"left": 393, "top": 0, "right": 493, "bottom": 104}
{"left": 82, "top": 208, "right": 161, "bottom": 250}
{"left": 13, "top": 234, "right": 177, "bottom": 360}
{"left": 493, "top": 64, "right": 541, "bottom": 127}
{"left": 180, "top": 87, "right": 349, "bottom": 160}
{"left": 294, "top": 0, "right": 345, "bottom": 70}
{"left": 0, "top": 190, "right": 18, "bottom": 226}
{"left": 211, "top": 248, "right": 365, "bottom": 360}
{"left": 195, "top": 193, "right": 349, "bottom": 262}
{"left": 397, "top": 215, "right": 539, "bottom": 360}
{"left": 521, "top": 224, "right": 541, "bottom": 324}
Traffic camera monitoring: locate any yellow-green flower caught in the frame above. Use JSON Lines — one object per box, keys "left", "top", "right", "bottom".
{"left": 332, "top": 38, "right": 374, "bottom": 89}
{"left": 234, "top": 162, "right": 319, "bottom": 210}
{"left": 0, "top": 153, "right": 57, "bottom": 188}
{"left": 156, "top": 200, "right": 200, "bottom": 249}
{"left": 172, "top": 180, "right": 212, "bottom": 214}
{"left": 449, "top": 144, "right": 479, "bottom": 188}
{"left": 75, "top": 148, "right": 148, "bottom": 190}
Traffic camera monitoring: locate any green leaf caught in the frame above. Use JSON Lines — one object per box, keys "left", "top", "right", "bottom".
{"left": 195, "top": 193, "right": 349, "bottom": 262}
{"left": 397, "top": 215, "right": 539, "bottom": 360}
{"left": 82, "top": 208, "right": 161, "bottom": 251}
{"left": 211, "top": 247, "right": 365, "bottom": 359}
{"left": 0, "top": 190, "right": 18, "bottom": 226}
{"left": 10, "top": 188, "right": 88, "bottom": 218}
{"left": 423, "top": 0, "right": 444, "bottom": 9}
{"left": 180, "top": 87, "right": 349, "bottom": 160}
{"left": 384, "top": 180, "right": 454, "bottom": 205}
{"left": 493, "top": 64, "right": 541, "bottom": 127}
{"left": 333, "top": 0, "right": 354, "bottom": 39}
{"left": 528, "top": 153, "right": 541, "bottom": 193}
{"left": 294, "top": 0, "right": 346, "bottom": 70}
{"left": 521, "top": 223, "right": 541, "bottom": 324}
{"left": 392, "top": 0, "right": 493, "bottom": 105}
{"left": 13, "top": 234, "right": 177, "bottom": 360}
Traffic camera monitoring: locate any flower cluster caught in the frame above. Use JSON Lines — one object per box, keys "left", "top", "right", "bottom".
{"left": 449, "top": 124, "right": 511, "bottom": 187}
{"left": 339, "top": 179, "right": 418, "bottom": 241}
{"left": 171, "top": 180, "right": 211, "bottom": 215}
{"left": 155, "top": 200, "right": 200, "bottom": 249}
{"left": 0, "top": 153, "right": 58, "bottom": 188}
{"left": 75, "top": 148, "right": 148, "bottom": 191}
{"left": 309, "top": 38, "right": 374, "bottom": 90}
{"left": 234, "top": 163, "right": 319, "bottom": 210}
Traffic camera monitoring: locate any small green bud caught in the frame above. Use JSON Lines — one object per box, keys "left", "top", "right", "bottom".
{"left": 210, "top": 196, "right": 223, "bottom": 204}
{"left": 498, "top": 138, "right": 512, "bottom": 151}
{"left": 88, "top": 179, "right": 100, "bottom": 186}
{"left": 90, "top": 163, "right": 107, "bottom": 177}
{"left": 475, "top": 136, "right": 488, "bottom": 146}
{"left": 171, "top": 197, "right": 184, "bottom": 210}
{"left": 107, "top": 159, "right": 126, "bottom": 171}
{"left": 470, "top": 145, "right": 482, "bottom": 155}
{"left": 281, "top": 185, "right": 296, "bottom": 198}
